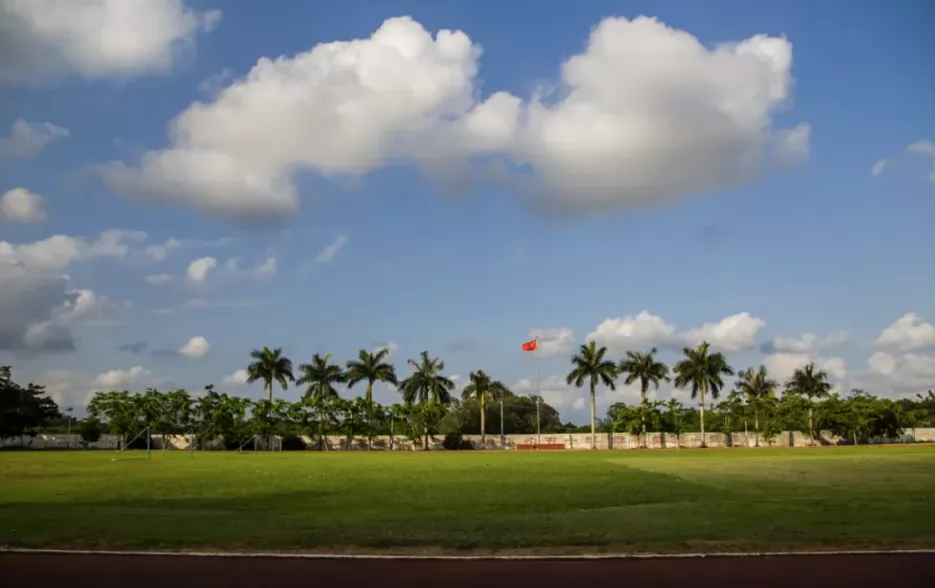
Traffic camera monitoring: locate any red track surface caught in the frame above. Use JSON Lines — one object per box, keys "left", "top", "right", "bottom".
{"left": 2, "top": 552, "right": 934, "bottom": 587}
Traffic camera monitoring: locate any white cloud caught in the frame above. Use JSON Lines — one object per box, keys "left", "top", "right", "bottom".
{"left": 872, "top": 139, "right": 935, "bottom": 182}
{"left": 527, "top": 328, "right": 575, "bottom": 357}
{"left": 314, "top": 234, "right": 348, "bottom": 263}
{"left": 186, "top": 256, "right": 216, "bottom": 283}
{"left": 906, "top": 140, "right": 935, "bottom": 156}
{"left": 587, "top": 310, "right": 765, "bottom": 354}
{"left": 178, "top": 335, "right": 210, "bottom": 358}
{"left": 587, "top": 311, "right": 678, "bottom": 353}
{"left": 0, "top": 188, "right": 46, "bottom": 223}
{"left": 679, "top": 312, "right": 765, "bottom": 352}
{"left": 865, "top": 351, "right": 935, "bottom": 395}
{"left": 100, "top": 15, "right": 806, "bottom": 220}
{"left": 0, "top": 229, "right": 145, "bottom": 270}
{"left": 145, "top": 273, "right": 173, "bottom": 284}
{"left": 221, "top": 368, "right": 249, "bottom": 386}
{"left": 144, "top": 237, "right": 181, "bottom": 261}
{"left": 0, "top": 230, "right": 147, "bottom": 352}
{"left": 764, "top": 353, "right": 847, "bottom": 383}
{"left": 0, "top": 0, "right": 221, "bottom": 84}
{"left": 92, "top": 365, "right": 150, "bottom": 389}
{"left": 767, "top": 331, "right": 848, "bottom": 354}
{"left": 876, "top": 313, "right": 935, "bottom": 351}
{"left": 0, "top": 118, "right": 68, "bottom": 157}
{"left": 372, "top": 341, "right": 398, "bottom": 363}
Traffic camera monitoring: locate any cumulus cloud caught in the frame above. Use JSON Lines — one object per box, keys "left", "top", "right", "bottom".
{"left": 221, "top": 368, "right": 249, "bottom": 386}
{"left": 872, "top": 139, "right": 935, "bottom": 182}
{"left": 314, "top": 234, "right": 348, "bottom": 263}
{"left": 99, "top": 15, "right": 807, "bottom": 220}
{"left": 0, "top": 188, "right": 46, "bottom": 223}
{"left": 863, "top": 351, "right": 935, "bottom": 396}
{"left": 527, "top": 328, "right": 575, "bottom": 357}
{"left": 876, "top": 313, "right": 935, "bottom": 351}
{"left": 0, "top": 118, "right": 68, "bottom": 157}
{"left": 92, "top": 365, "right": 151, "bottom": 389}
{"left": 679, "top": 313, "right": 765, "bottom": 352}
{"left": 764, "top": 353, "right": 847, "bottom": 383}
{"left": 587, "top": 310, "right": 765, "bottom": 353}
{"left": 762, "top": 331, "right": 849, "bottom": 354}
{"left": 185, "top": 256, "right": 216, "bottom": 283}
{"left": 178, "top": 336, "right": 210, "bottom": 358}
{"left": 0, "top": 230, "right": 146, "bottom": 352}
{"left": 0, "top": 0, "right": 221, "bottom": 84}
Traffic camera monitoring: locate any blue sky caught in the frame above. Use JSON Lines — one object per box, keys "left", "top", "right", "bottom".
{"left": 1, "top": 0, "right": 933, "bottom": 422}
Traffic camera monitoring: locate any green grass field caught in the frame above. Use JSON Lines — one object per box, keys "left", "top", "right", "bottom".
{"left": 2, "top": 446, "right": 934, "bottom": 554}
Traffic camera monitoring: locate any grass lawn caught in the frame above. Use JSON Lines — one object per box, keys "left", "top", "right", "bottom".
{"left": 1, "top": 446, "right": 934, "bottom": 554}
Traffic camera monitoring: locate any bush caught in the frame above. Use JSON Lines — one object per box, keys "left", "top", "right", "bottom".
{"left": 79, "top": 418, "right": 102, "bottom": 445}
{"left": 442, "top": 433, "right": 473, "bottom": 450}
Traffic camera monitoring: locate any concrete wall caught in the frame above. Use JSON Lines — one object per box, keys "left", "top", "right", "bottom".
{"left": 5, "top": 428, "right": 934, "bottom": 450}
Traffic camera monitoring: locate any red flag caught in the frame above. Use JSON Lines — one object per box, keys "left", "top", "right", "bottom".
{"left": 521, "top": 338, "right": 538, "bottom": 352}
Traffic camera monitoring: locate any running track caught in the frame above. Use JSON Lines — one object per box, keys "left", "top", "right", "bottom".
{"left": 2, "top": 552, "right": 934, "bottom": 587}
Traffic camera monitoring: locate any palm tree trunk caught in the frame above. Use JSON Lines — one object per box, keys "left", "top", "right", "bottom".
{"left": 743, "top": 419, "right": 748, "bottom": 448}
{"left": 589, "top": 379, "right": 597, "bottom": 450}
{"left": 700, "top": 387, "right": 707, "bottom": 448}
{"left": 808, "top": 406, "right": 815, "bottom": 446}
{"left": 480, "top": 394, "right": 486, "bottom": 448}
{"left": 640, "top": 382, "right": 647, "bottom": 449}
{"left": 318, "top": 405, "right": 325, "bottom": 451}
{"left": 755, "top": 414, "right": 760, "bottom": 448}
{"left": 366, "top": 382, "right": 373, "bottom": 451}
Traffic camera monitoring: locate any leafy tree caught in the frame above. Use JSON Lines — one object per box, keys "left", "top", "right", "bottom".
{"left": 461, "top": 370, "right": 511, "bottom": 447}
{"left": 784, "top": 363, "right": 833, "bottom": 444}
{"left": 618, "top": 348, "right": 670, "bottom": 448}
{"left": 566, "top": 342, "right": 618, "bottom": 450}
{"left": 297, "top": 353, "right": 346, "bottom": 450}
{"left": 87, "top": 390, "right": 141, "bottom": 444}
{"left": 0, "top": 366, "right": 61, "bottom": 442}
{"left": 672, "top": 341, "right": 734, "bottom": 448}
{"left": 387, "top": 403, "right": 408, "bottom": 449}
{"left": 398, "top": 351, "right": 454, "bottom": 449}
{"left": 246, "top": 346, "right": 295, "bottom": 411}
{"left": 661, "top": 398, "right": 686, "bottom": 448}
{"left": 345, "top": 348, "right": 397, "bottom": 449}
{"left": 0, "top": 366, "right": 61, "bottom": 439}
{"left": 78, "top": 417, "right": 103, "bottom": 446}
{"left": 734, "top": 365, "right": 778, "bottom": 447}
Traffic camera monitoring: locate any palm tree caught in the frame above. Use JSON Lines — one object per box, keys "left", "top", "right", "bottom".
{"left": 461, "top": 370, "right": 511, "bottom": 448}
{"left": 566, "top": 341, "right": 618, "bottom": 450}
{"left": 346, "top": 348, "right": 398, "bottom": 450}
{"left": 398, "top": 351, "right": 454, "bottom": 449}
{"left": 245, "top": 347, "right": 295, "bottom": 412}
{"left": 784, "top": 362, "right": 833, "bottom": 444}
{"left": 673, "top": 341, "right": 734, "bottom": 448}
{"left": 297, "top": 353, "right": 346, "bottom": 450}
{"left": 618, "top": 348, "right": 670, "bottom": 448}
{"left": 734, "top": 365, "right": 778, "bottom": 447}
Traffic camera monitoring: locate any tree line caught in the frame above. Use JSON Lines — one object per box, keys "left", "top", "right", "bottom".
{"left": 2, "top": 341, "right": 934, "bottom": 450}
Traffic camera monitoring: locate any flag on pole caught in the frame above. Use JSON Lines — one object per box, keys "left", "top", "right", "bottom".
{"left": 521, "top": 338, "right": 538, "bottom": 352}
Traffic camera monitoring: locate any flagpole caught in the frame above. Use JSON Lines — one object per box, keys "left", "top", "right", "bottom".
{"left": 535, "top": 336, "right": 540, "bottom": 446}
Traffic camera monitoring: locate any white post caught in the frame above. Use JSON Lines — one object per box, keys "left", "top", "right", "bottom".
{"left": 535, "top": 336, "right": 540, "bottom": 446}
